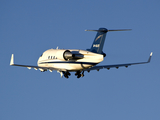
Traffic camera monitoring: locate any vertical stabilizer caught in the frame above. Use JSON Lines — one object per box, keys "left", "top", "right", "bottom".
{"left": 87, "top": 28, "right": 108, "bottom": 54}
{"left": 86, "top": 28, "right": 131, "bottom": 54}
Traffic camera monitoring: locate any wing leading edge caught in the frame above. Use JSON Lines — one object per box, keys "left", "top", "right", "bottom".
{"left": 85, "top": 52, "right": 153, "bottom": 71}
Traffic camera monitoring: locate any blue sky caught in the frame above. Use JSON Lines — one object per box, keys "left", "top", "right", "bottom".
{"left": 0, "top": 0, "right": 160, "bottom": 120}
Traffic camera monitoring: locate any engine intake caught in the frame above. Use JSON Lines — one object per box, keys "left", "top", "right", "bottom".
{"left": 55, "top": 50, "right": 73, "bottom": 61}
{"left": 63, "top": 50, "right": 73, "bottom": 60}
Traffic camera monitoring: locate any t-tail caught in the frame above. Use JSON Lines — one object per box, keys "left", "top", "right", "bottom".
{"left": 86, "top": 28, "right": 131, "bottom": 54}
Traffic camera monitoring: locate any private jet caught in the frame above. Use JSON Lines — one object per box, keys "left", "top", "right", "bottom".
{"left": 10, "top": 28, "right": 153, "bottom": 78}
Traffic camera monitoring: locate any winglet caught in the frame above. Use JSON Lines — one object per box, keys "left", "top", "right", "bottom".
{"left": 10, "top": 54, "right": 14, "bottom": 65}
{"left": 148, "top": 52, "right": 153, "bottom": 63}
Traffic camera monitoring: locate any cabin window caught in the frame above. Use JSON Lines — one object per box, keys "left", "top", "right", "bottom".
{"left": 48, "top": 56, "right": 57, "bottom": 59}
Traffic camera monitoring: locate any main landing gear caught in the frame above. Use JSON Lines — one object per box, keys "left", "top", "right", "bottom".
{"left": 62, "top": 71, "right": 84, "bottom": 78}
{"left": 63, "top": 71, "right": 71, "bottom": 79}
{"left": 75, "top": 71, "right": 84, "bottom": 78}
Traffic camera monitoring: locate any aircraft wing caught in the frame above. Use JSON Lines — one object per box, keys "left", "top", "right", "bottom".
{"left": 85, "top": 52, "right": 153, "bottom": 71}
{"left": 10, "top": 54, "right": 58, "bottom": 72}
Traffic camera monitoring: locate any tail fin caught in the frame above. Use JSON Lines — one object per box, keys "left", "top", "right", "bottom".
{"left": 86, "top": 28, "right": 108, "bottom": 54}
{"left": 86, "top": 28, "right": 131, "bottom": 54}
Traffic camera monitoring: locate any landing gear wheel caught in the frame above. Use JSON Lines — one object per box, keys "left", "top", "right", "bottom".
{"left": 63, "top": 71, "right": 71, "bottom": 79}
{"left": 75, "top": 71, "right": 81, "bottom": 78}
{"left": 77, "top": 74, "right": 81, "bottom": 78}
{"left": 75, "top": 71, "right": 84, "bottom": 78}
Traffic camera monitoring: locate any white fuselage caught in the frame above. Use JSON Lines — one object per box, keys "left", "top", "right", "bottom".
{"left": 37, "top": 49, "right": 104, "bottom": 71}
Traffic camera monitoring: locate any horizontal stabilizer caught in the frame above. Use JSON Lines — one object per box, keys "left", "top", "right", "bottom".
{"left": 85, "top": 29, "right": 131, "bottom": 33}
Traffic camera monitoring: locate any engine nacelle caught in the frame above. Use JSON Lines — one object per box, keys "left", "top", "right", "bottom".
{"left": 56, "top": 50, "right": 74, "bottom": 61}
